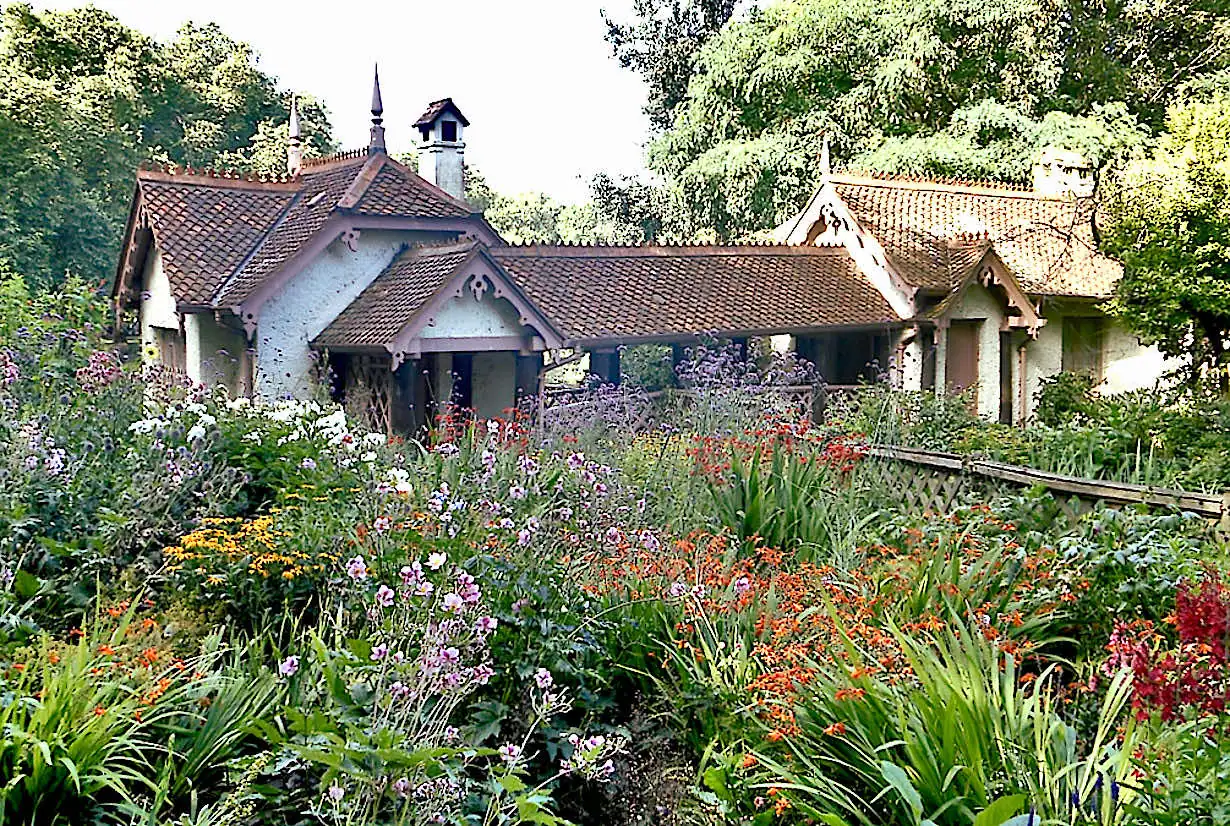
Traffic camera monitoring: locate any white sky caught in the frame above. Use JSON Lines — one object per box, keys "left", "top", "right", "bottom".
{"left": 34, "top": 0, "right": 654, "bottom": 203}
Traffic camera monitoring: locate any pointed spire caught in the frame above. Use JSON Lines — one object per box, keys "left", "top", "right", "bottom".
{"left": 820, "top": 133, "right": 831, "bottom": 177}
{"left": 369, "top": 64, "right": 386, "bottom": 155}
{"left": 287, "top": 94, "right": 303, "bottom": 176}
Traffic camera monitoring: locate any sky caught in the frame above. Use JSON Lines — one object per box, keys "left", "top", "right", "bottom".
{"left": 34, "top": 0, "right": 655, "bottom": 203}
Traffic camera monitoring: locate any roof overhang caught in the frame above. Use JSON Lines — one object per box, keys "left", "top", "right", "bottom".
{"left": 232, "top": 214, "right": 505, "bottom": 336}
{"left": 569, "top": 320, "right": 906, "bottom": 350}
{"left": 773, "top": 179, "right": 918, "bottom": 319}
{"left": 386, "top": 246, "right": 563, "bottom": 365}
{"left": 928, "top": 247, "right": 1046, "bottom": 337}
{"left": 112, "top": 184, "right": 154, "bottom": 308}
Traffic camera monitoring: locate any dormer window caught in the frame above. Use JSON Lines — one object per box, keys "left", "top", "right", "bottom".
{"left": 441, "top": 120, "right": 458, "bottom": 142}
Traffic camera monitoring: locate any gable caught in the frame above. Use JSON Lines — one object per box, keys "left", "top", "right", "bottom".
{"left": 819, "top": 174, "right": 1121, "bottom": 298}
{"left": 115, "top": 150, "right": 498, "bottom": 325}
{"left": 313, "top": 241, "right": 563, "bottom": 363}
{"left": 129, "top": 173, "right": 296, "bottom": 307}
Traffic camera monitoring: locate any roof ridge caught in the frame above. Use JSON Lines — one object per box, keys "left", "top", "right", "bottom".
{"left": 832, "top": 170, "right": 1050, "bottom": 198}
{"left": 405, "top": 238, "right": 481, "bottom": 257}
{"left": 336, "top": 154, "right": 386, "bottom": 210}
{"left": 378, "top": 155, "right": 481, "bottom": 215}
{"left": 492, "top": 242, "right": 848, "bottom": 257}
{"left": 137, "top": 162, "right": 299, "bottom": 190}
{"left": 301, "top": 148, "right": 369, "bottom": 170}
{"left": 210, "top": 188, "right": 304, "bottom": 306}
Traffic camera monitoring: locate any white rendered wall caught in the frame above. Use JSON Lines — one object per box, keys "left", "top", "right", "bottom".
{"left": 472, "top": 351, "right": 516, "bottom": 419}
{"left": 897, "top": 330, "right": 923, "bottom": 391}
{"left": 184, "top": 313, "right": 247, "bottom": 392}
{"left": 1102, "top": 322, "right": 1171, "bottom": 395}
{"left": 934, "top": 284, "right": 1003, "bottom": 418}
{"left": 420, "top": 290, "right": 525, "bottom": 338}
{"left": 138, "top": 250, "right": 178, "bottom": 363}
{"left": 1023, "top": 319, "right": 1062, "bottom": 421}
{"left": 257, "top": 230, "right": 437, "bottom": 398}
{"left": 1023, "top": 313, "right": 1170, "bottom": 420}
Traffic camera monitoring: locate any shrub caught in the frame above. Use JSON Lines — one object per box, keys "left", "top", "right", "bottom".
{"left": 1034, "top": 371, "right": 1098, "bottom": 427}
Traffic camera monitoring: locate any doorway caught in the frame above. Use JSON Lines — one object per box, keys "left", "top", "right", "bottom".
{"left": 945, "top": 321, "right": 980, "bottom": 403}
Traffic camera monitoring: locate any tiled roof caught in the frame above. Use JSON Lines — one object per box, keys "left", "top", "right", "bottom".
{"left": 136, "top": 175, "right": 294, "bottom": 306}
{"left": 131, "top": 152, "right": 483, "bottom": 310}
{"left": 831, "top": 174, "right": 1121, "bottom": 297}
{"left": 215, "top": 156, "right": 368, "bottom": 306}
{"left": 414, "top": 98, "right": 469, "bottom": 127}
{"left": 492, "top": 245, "right": 898, "bottom": 344}
{"left": 350, "top": 162, "right": 472, "bottom": 218}
{"left": 313, "top": 243, "right": 474, "bottom": 349}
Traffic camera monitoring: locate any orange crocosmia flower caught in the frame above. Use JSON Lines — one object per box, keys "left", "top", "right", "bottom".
{"left": 48, "top": 651, "right": 60, "bottom": 665}
{"left": 98, "top": 645, "right": 115, "bottom": 657}
{"left": 823, "top": 721, "right": 847, "bottom": 736}
{"left": 141, "top": 647, "right": 159, "bottom": 665}
{"left": 94, "top": 706, "right": 107, "bottom": 716}
{"left": 834, "top": 687, "right": 865, "bottom": 701}
{"left": 741, "top": 754, "right": 758, "bottom": 769}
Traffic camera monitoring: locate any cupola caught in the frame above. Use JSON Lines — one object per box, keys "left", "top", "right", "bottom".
{"left": 415, "top": 98, "right": 469, "bottom": 199}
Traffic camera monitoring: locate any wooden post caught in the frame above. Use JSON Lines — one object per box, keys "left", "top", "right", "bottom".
{"left": 589, "top": 348, "right": 620, "bottom": 385}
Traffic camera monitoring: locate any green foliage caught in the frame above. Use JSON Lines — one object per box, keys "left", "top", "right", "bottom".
{"left": 602, "top": 0, "right": 742, "bottom": 129}
{"left": 602, "top": 0, "right": 1230, "bottom": 240}
{"left": 1127, "top": 717, "right": 1230, "bottom": 824}
{"left": 1104, "top": 79, "right": 1230, "bottom": 384}
{"left": 760, "top": 625, "right": 1139, "bottom": 826}
{"left": 1033, "top": 372, "right": 1098, "bottom": 427}
{"left": 1056, "top": 508, "right": 1207, "bottom": 655}
{"left": 0, "top": 5, "right": 333, "bottom": 288}
{"left": 465, "top": 166, "right": 627, "bottom": 244}
{"left": 860, "top": 101, "right": 1147, "bottom": 184}
{"left": 852, "top": 382, "right": 1230, "bottom": 491}
{"left": 619, "top": 344, "right": 675, "bottom": 389}
{"left": 709, "top": 442, "right": 874, "bottom": 564}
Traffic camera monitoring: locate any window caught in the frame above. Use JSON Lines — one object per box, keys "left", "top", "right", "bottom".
{"left": 441, "top": 120, "right": 458, "bottom": 142}
{"left": 1062, "top": 317, "right": 1105, "bottom": 379}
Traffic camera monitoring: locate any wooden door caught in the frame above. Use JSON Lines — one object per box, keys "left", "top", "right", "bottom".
{"left": 945, "top": 321, "right": 980, "bottom": 398}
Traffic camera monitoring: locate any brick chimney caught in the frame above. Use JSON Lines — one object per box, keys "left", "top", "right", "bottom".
{"left": 415, "top": 98, "right": 469, "bottom": 199}
{"left": 1032, "top": 147, "right": 1094, "bottom": 198}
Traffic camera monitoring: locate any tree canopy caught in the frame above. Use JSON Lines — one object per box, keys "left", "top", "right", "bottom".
{"left": 0, "top": 4, "right": 332, "bottom": 288}
{"left": 596, "top": 0, "right": 1230, "bottom": 241}
{"left": 1103, "top": 77, "right": 1230, "bottom": 385}
{"left": 602, "top": 0, "right": 742, "bottom": 129}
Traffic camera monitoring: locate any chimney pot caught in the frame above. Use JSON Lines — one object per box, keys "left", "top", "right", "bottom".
{"left": 1032, "top": 147, "right": 1094, "bottom": 197}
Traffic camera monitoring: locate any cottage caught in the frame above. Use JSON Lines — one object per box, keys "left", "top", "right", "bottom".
{"left": 112, "top": 71, "right": 1168, "bottom": 431}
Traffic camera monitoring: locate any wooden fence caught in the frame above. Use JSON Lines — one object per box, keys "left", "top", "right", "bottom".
{"left": 860, "top": 444, "right": 1230, "bottom": 534}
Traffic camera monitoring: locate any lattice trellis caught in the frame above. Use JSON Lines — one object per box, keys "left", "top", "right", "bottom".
{"left": 857, "top": 448, "right": 1228, "bottom": 539}
{"left": 344, "top": 355, "right": 392, "bottom": 435}
{"left": 857, "top": 458, "right": 992, "bottom": 516}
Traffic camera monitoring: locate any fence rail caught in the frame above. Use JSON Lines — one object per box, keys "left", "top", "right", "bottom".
{"left": 863, "top": 444, "right": 1230, "bottom": 531}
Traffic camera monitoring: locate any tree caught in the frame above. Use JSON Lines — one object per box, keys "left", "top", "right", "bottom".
{"left": 1103, "top": 80, "right": 1230, "bottom": 388}
{"left": 602, "top": 0, "right": 742, "bottom": 129}
{"left": 615, "top": 0, "right": 1230, "bottom": 241}
{"left": 465, "top": 166, "right": 627, "bottom": 244}
{"left": 0, "top": 5, "right": 333, "bottom": 288}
